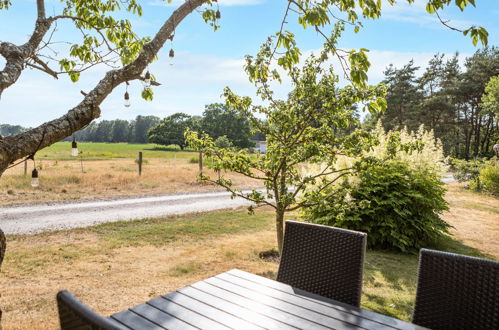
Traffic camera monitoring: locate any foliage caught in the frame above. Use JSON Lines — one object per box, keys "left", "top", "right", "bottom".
{"left": 479, "top": 161, "right": 499, "bottom": 196}
{"left": 0, "top": 124, "right": 27, "bottom": 137}
{"left": 481, "top": 75, "right": 499, "bottom": 117}
{"left": 201, "top": 103, "right": 254, "bottom": 149}
{"left": 452, "top": 158, "right": 484, "bottom": 183}
{"left": 148, "top": 113, "right": 200, "bottom": 150}
{"left": 305, "top": 159, "right": 450, "bottom": 252}
{"left": 369, "top": 48, "right": 499, "bottom": 159}
{"left": 186, "top": 33, "right": 388, "bottom": 253}
{"left": 368, "top": 121, "right": 446, "bottom": 175}
{"left": 62, "top": 115, "right": 159, "bottom": 143}
{"left": 214, "top": 136, "right": 233, "bottom": 149}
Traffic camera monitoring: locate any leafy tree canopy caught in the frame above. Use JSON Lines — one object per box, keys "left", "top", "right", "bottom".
{"left": 201, "top": 103, "right": 254, "bottom": 149}
{"left": 148, "top": 113, "right": 200, "bottom": 150}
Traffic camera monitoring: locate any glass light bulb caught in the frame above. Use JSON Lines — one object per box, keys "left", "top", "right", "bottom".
{"left": 71, "top": 148, "right": 79, "bottom": 157}
{"left": 124, "top": 99, "right": 131, "bottom": 108}
{"left": 31, "top": 177, "right": 39, "bottom": 188}
{"left": 144, "top": 78, "right": 151, "bottom": 88}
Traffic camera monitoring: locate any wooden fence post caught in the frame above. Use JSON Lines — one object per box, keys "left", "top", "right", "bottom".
{"left": 138, "top": 152, "right": 143, "bottom": 176}
{"left": 24, "top": 159, "right": 27, "bottom": 176}
{"left": 199, "top": 151, "right": 203, "bottom": 173}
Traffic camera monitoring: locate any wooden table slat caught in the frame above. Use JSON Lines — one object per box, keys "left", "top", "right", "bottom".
{"left": 111, "top": 269, "right": 429, "bottom": 330}
{"left": 132, "top": 301, "right": 201, "bottom": 330}
{"left": 178, "top": 285, "right": 296, "bottom": 330}
{"left": 215, "top": 272, "right": 389, "bottom": 330}
{"left": 193, "top": 280, "right": 335, "bottom": 330}
{"left": 202, "top": 277, "right": 365, "bottom": 330}
{"left": 228, "top": 269, "right": 427, "bottom": 330}
{"left": 111, "top": 309, "right": 167, "bottom": 330}
{"left": 160, "top": 292, "right": 260, "bottom": 330}
{"left": 145, "top": 296, "right": 231, "bottom": 330}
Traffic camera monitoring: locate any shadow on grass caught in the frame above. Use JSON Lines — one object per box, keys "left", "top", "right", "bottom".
{"left": 361, "top": 234, "right": 489, "bottom": 321}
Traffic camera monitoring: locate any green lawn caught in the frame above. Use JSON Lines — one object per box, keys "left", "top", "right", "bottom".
{"left": 38, "top": 142, "right": 198, "bottom": 160}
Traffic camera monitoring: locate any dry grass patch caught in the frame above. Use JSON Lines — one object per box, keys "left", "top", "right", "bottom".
{"left": 0, "top": 184, "right": 497, "bottom": 328}
{"left": 0, "top": 158, "right": 259, "bottom": 206}
{"left": 0, "top": 208, "right": 280, "bottom": 330}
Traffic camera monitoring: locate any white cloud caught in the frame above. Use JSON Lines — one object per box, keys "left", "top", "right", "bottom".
{"left": 380, "top": 0, "right": 474, "bottom": 30}
{"left": 149, "top": 0, "right": 264, "bottom": 7}
{"left": 0, "top": 48, "right": 470, "bottom": 127}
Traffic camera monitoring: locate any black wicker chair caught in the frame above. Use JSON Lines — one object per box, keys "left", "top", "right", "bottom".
{"left": 57, "top": 290, "right": 127, "bottom": 330}
{"left": 276, "top": 220, "right": 367, "bottom": 307}
{"left": 412, "top": 249, "right": 499, "bottom": 330}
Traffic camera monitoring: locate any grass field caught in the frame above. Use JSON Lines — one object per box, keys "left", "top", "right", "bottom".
{"left": 0, "top": 182, "right": 497, "bottom": 329}
{"left": 1, "top": 142, "right": 259, "bottom": 206}
{"left": 37, "top": 142, "right": 194, "bottom": 160}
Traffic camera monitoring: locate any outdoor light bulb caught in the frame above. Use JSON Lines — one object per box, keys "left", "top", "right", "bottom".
{"left": 71, "top": 138, "right": 78, "bottom": 157}
{"left": 169, "top": 48, "right": 175, "bottom": 58}
{"left": 144, "top": 71, "right": 151, "bottom": 88}
{"left": 216, "top": 9, "right": 221, "bottom": 19}
{"left": 31, "top": 169, "right": 39, "bottom": 188}
{"left": 124, "top": 91, "right": 131, "bottom": 108}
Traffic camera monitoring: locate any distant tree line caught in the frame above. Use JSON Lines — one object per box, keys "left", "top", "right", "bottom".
{"left": 148, "top": 103, "right": 259, "bottom": 150}
{"left": 65, "top": 115, "right": 160, "bottom": 144}
{"left": 0, "top": 124, "right": 28, "bottom": 136}
{"left": 2, "top": 105, "right": 262, "bottom": 149}
{"left": 368, "top": 47, "right": 498, "bottom": 159}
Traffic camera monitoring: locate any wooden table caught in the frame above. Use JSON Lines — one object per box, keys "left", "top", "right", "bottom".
{"left": 109, "top": 269, "right": 428, "bottom": 329}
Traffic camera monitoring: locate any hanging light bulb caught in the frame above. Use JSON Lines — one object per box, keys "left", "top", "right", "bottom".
{"left": 124, "top": 91, "right": 131, "bottom": 108}
{"left": 216, "top": 9, "right": 221, "bottom": 19}
{"left": 71, "top": 137, "right": 79, "bottom": 157}
{"left": 124, "top": 81, "right": 131, "bottom": 108}
{"left": 144, "top": 70, "right": 151, "bottom": 88}
{"left": 31, "top": 168, "right": 39, "bottom": 188}
{"left": 169, "top": 48, "right": 175, "bottom": 58}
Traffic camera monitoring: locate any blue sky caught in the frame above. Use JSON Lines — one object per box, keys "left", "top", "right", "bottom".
{"left": 0, "top": 0, "right": 498, "bottom": 127}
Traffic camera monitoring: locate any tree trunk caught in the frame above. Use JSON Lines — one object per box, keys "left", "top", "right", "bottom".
{"left": 0, "top": 228, "right": 5, "bottom": 330}
{"left": 276, "top": 209, "right": 285, "bottom": 255}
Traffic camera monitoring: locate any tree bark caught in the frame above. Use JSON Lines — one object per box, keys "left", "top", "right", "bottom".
{"left": 0, "top": 228, "right": 5, "bottom": 330}
{"left": 276, "top": 209, "right": 285, "bottom": 255}
{"left": 0, "top": 0, "right": 208, "bottom": 176}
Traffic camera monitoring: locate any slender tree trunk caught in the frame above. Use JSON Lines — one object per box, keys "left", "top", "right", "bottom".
{"left": 0, "top": 228, "right": 5, "bottom": 330}
{"left": 276, "top": 209, "right": 285, "bottom": 255}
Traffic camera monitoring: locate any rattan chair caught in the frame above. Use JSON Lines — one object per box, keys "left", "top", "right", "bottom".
{"left": 412, "top": 249, "right": 499, "bottom": 330}
{"left": 57, "top": 290, "right": 127, "bottom": 330}
{"left": 276, "top": 220, "right": 367, "bottom": 307}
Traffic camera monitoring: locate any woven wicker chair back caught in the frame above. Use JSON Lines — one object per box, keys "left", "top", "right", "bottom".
{"left": 277, "top": 220, "right": 367, "bottom": 307}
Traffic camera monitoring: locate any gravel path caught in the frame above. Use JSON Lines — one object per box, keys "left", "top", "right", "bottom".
{"left": 0, "top": 190, "right": 260, "bottom": 235}
{"left": 1, "top": 175, "right": 455, "bottom": 235}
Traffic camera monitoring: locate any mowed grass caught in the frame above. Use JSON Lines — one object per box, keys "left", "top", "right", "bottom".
{"left": 1, "top": 184, "right": 498, "bottom": 329}
{"left": 38, "top": 142, "right": 195, "bottom": 160}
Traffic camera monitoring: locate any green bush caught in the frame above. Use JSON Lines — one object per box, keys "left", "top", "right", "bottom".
{"left": 479, "top": 162, "right": 499, "bottom": 196}
{"left": 305, "top": 160, "right": 450, "bottom": 252}
{"left": 452, "top": 158, "right": 484, "bottom": 183}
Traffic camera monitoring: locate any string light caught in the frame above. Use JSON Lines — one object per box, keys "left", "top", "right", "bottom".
{"left": 144, "top": 70, "right": 151, "bottom": 88}
{"left": 31, "top": 168, "right": 39, "bottom": 188}
{"left": 215, "top": 0, "right": 221, "bottom": 19}
{"left": 169, "top": 48, "right": 175, "bottom": 58}
{"left": 71, "top": 136, "right": 79, "bottom": 157}
{"left": 124, "top": 81, "right": 131, "bottom": 108}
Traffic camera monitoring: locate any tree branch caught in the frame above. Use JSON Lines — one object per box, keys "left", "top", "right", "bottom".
{"left": 0, "top": 0, "right": 208, "bottom": 174}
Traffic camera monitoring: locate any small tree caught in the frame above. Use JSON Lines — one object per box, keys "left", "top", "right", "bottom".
{"left": 186, "top": 37, "right": 387, "bottom": 253}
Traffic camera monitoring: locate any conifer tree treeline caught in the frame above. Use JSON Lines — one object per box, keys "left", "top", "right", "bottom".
{"left": 66, "top": 115, "right": 160, "bottom": 144}
{"left": 370, "top": 47, "right": 498, "bottom": 159}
